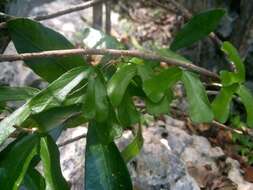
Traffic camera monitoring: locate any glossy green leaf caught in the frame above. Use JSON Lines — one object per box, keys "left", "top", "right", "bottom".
{"left": 212, "top": 84, "right": 238, "bottom": 123}
{"left": 220, "top": 41, "right": 245, "bottom": 86}
{"left": 145, "top": 90, "right": 173, "bottom": 115}
{"left": 0, "top": 67, "right": 90, "bottom": 145}
{"left": 40, "top": 135, "right": 69, "bottom": 190}
{"left": 85, "top": 122, "right": 132, "bottom": 190}
{"left": 143, "top": 67, "right": 181, "bottom": 103}
{"left": 220, "top": 71, "right": 242, "bottom": 86}
{"left": 0, "top": 86, "right": 39, "bottom": 102}
{"left": 31, "top": 105, "right": 82, "bottom": 132}
{"left": 118, "top": 92, "right": 140, "bottom": 128}
{"left": 7, "top": 18, "right": 86, "bottom": 82}
{"left": 136, "top": 63, "right": 154, "bottom": 82}
{"left": 170, "top": 9, "right": 225, "bottom": 51}
{"left": 0, "top": 134, "right": 39, "bottom": 189}
{"left": 222, "top": 42, "right": 245, "bottom": 80}
{"left": 83, "top": 69, "right": 109, "bottom": 122}
{"left": 182, "top": 71, "right": 214, "bottom": 123}
{"left": 121, "top": 126, "right": 143, "bottom": 163}
{"left": 22, "top": 168, "right": 46, "bottom": 190}
{"left": 107, "top": 64, "right": 137, "bottom": 107}
{"left": 236, "top": 85, "right": 253, "bottom": 127}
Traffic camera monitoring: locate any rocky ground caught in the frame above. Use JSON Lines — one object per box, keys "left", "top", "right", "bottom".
{"left": 2, "top": 0, "right": 253, "bottom": 189}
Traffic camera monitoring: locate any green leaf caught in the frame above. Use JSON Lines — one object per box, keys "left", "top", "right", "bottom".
{"left": 0, "top": 86, "right": 39, "bottom": 102}
{"left": 31, "top": 105, "right": 82, "bottom": 131}
{"left": 107, "top": 64, "right": 137, "bottom": 107}
{"left": 236, "top": 85, "right": 253, "bottom": 127}
{"left": 62, "top": 114, "right": 87, "bottom": 129}
{"left": 118, "top": 92, "right": 140, "bottom": 128}
{"left": 0, "top": 67, "right": 90, "bottom": 145}
{"left": 0, "top": 134, "right": 39, "bottom": 190}
{"left": 220, "top": 71, "right": 242, "bottom": 86}
{"left": 40, "top": 135, "right": 69, "bottom": 190}
{"left": 143, "top": 67, "right": 181, "bottom": 103}
{"left": 212, "top": 84, "right": 238, "bottom": 123}
{"left": 145, "top": 90, "right": 173, "bottom": 115}
{"left": 121, "top": 125, "right": 143, "bottom": 163}
{"left": 85, "top": 122, "right": 132, "bottom": 190}
{"left": 222, "top": 42, "right": 245, "bottom": 80}
{"left": 83, "top": 69, "right": 109, "bottom": 122}
{"left": 170, "top": 9, "right": 225, "bottom": 51}
{"left": 136, "top": 63, "right": 154, "bottom": 82}
{"left": 7, "top": 18, "right": 86, "bottom": 82}
{"left": 22, "top": 168, "right": 46, "bottom": 190}
{"left": 220, "top": 41, "right": 245, "bottom": 86}
{"left": 182, "top": 71, "right": 214, "bottom": 123}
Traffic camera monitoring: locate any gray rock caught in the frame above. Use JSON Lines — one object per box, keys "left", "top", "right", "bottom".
{"left": 128, "top": 124, "right": 200, "bottom": 190}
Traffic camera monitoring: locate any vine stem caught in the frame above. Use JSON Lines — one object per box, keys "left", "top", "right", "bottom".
{"left": 0, "top": 48, "right": 219, "bottom": 80}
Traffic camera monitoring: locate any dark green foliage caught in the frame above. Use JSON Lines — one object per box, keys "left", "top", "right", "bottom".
{"left": 7, "top": 18, "right": 87, "bottom": 82}
{"left": 85, "top": 122, "right": 132, "bottom": 190}
{"left": 1, "top": 8, "right": 253, "bottom": 189}
{"left": 170, "top": 9, "right": 225, "bottom": 51}
{"left": 40, "top": 135, "right": 69, "bottom": 190}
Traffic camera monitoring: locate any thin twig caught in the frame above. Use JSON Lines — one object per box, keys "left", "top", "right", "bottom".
{"left": 170, "top": 106, "right": 247, "bottom": 135}
{"left": 0, "top": 0, "right": 106, "bottom": 29}
{"left": 211, "top": 120, "right": 243, "bottom": 135}
{"left": 34, "top": 0, "right": 106, "bottom": 21}
{"left": 58, "top": 133, "right": 86, "bottom": 147}
{"left": 0, "top": 48, "right": 219, "bottom": 80}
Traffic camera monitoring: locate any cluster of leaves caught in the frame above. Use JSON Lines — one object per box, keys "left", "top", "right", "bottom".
{"left": 0, "top": 8, "right": 253, "bottom": 189}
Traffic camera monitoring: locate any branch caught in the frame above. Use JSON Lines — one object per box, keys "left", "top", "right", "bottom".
{"left": 35, "top": 0, "right": 107, "bottom": 21}
{"left": 0, "top": 0, "right": 107, "bottom": 29}
{"left": 170, "top": 106, "right": 251, "bottom": 136}
{"left": 58, "top": 133, "right": 86, "bottom": 147}
{"left": 0, "top": 48, "right": 219, "bottom": 80}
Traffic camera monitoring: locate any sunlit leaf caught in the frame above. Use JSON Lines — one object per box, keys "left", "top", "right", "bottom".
{"left": 145, "top": 90, "right": 173, "bottom": 115}
{"left": 83, "top": 69, "right": 109, "bottom": 122}
{"left": 118, "top": 92, "right": 140, "bottom": 128}
{"left": 143, "top": 67, "right": 181, "bottom": 103}
{"left": 107, "top": 64, "right": 137, "bottom": 107}
{"left": 212, "top": 84, "right": 238, "bottom": 123}
{"left": 236, "top": 85, "right": 253, "bottom": 127}
{"left": 0, "top": 67, "right": 90, "bottom": 145}
{"left": 121, "top": 125, "right": 143, "bottom": 163}
{"left": 182, "top": 71, "right": 214, "bottom": 123}
{"left": 220, "top": 41, "right": 245, "bottom": 86}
